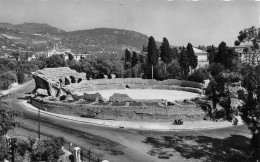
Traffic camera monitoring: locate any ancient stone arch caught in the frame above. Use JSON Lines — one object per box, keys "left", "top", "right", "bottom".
{"left": 65, "top": 77, "right": 70, "bottom": 85}
{"left": 77, "top": 78, "right": 82, "bottom": 83}
{"left": 70, "top": 76, "right": 76, "bottom": 83}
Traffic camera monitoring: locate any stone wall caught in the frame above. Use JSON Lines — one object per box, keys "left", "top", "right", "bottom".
{"left": 32, "top": 67, "right": 204, "bottom": 101}
{"left": 31, "top": 98, "right": 206, "bottom": 121}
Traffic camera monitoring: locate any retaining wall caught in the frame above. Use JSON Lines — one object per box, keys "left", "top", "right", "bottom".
{"left": 31, "top": 98, "right": 206, "bottom": 121}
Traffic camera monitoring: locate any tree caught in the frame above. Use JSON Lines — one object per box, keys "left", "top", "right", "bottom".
{"left": 238, "top": 26, "right": 260, "bottom": 48}
{"left": 160, "top": 37, "right": 172, "bottom": 74}
{"left": 125, "top": 48, "right": 132, "bottom": 70}
{"left": 67, "top": 53, "right": 74, "bottom": 60}
{"left": 131, "top": 51, "right": 139, "bottom": 68}
{"left": 234, "top": 40, "right": 241, "bottom": 46}
{"left": 0, "top": 71, "right": 17, "bottom": 90}
{"left": 186, "top": 43, "right": 198, "bottom": 70}
{"left": 46, "top": 55, "right": 66, "bottom": 68}
{"left": 239, "top": 65, "right": 260, "bottom": 161}
{"left": 16, "top": 71, "right": 25, "bottom": 84}
{"left": 147, "top": 36, "right": 158, "bottom": 79}
{"left": 0, "top": 109, "right": 22, "bottom": 161}
{"left": 166, "top": 60, "right": 182, "bottom": 79}
{"left": 179, "top": 47, "right": 189, "bottom": 78}
{"left": 214, "top": 41, "right": 227, "bottom": 66}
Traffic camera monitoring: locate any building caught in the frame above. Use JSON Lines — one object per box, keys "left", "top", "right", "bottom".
{"left": 28, "top": 54, "right": 36, "bottom": 61}
{"left": 193, "top": 47, "right": 209, "bottom": 69}
{"left": 232, "top": 44, "right": 260, "bottom": 65}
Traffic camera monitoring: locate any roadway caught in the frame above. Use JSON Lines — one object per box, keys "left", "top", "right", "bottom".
{"left": 2, "top": 80, "right": 252, "bottom": 162}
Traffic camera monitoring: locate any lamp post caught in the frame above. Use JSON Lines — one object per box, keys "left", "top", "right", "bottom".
{"left": 38, "top": 108, "right": 40, "bottom": 140}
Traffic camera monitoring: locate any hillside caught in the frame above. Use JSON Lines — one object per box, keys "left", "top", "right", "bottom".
{"left": 11, "top": 22, "right": 65, "bottom": 35}
{"left": 60, "top": 28, "right": 153, "bottom": 53}
{"left": 0, "top": 22, "right": 12, "bottom": 28}
{"left": 0, "top": 22, "right": 161, "bottom": 54}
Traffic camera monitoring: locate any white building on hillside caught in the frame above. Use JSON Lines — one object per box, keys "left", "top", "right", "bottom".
{"left": 47, "top": 45, "right": 71, "bottom": 60}
{"left": 193, "top": 47, "right": 209, "bottom": 69}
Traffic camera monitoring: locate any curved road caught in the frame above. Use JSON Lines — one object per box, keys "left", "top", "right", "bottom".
{"left": 2, "top": 80, "right": 252, "bottom": 162}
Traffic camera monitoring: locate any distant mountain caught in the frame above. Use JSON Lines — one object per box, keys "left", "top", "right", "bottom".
{"left": 0, "top": 22, "right": 161, "bottom": 54}
{"left": 11, "top": 23, "right": 65, "bottom": 35}
{"left": 61, "top": 28, "right": 154, "bottom": 53}
{"left": 0, "top": 22, "right": 12, "bottom": 28}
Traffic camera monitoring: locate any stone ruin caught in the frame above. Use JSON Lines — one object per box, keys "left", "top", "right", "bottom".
{"left": 32, "top": 67, "right": 86, "bottom": 100}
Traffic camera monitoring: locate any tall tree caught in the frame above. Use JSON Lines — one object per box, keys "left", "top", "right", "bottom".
{"left": 214, "top": 41, "right": 227, "bottom": 66}
{"left": 179, "top": 47, "right": 189, "bottom": 78}
{"left": 124, "top": 48, "right": 132, "bottom": 70}
{"left": 239, "top": 66, "right": 260, "bottom": 161}
{"left": 186, "top": 43, "right": 198, "bottom": 70}
{"left": 160, "top": 37, "right": 172, "bottom": 75}
{"left": 131, "top": 51, "right": 139, "bottom": 68}
{"left": 238, "top": 26, "right": 260, "bottom": 50}
{"left": 147, "top": 36, "right": 158, "bottom": 79}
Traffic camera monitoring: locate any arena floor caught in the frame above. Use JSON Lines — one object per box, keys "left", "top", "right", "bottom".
{"left": 88, "top": 89, "right": 199, "bottom": 102}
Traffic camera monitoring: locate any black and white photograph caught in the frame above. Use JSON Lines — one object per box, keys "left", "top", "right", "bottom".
{"left": 0, "top": 0, "right": 259, "bottom": 162}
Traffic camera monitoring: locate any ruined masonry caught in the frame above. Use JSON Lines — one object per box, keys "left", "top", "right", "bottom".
{"left": 32, "top": 67, "right": 86, "bottom": 100}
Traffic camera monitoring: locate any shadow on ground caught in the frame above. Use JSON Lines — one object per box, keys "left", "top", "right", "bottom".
{"left": 143, "top": 134, "right": 251, "bottom": 162}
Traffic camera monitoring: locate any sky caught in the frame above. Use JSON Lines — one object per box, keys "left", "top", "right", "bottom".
{"left": 0, "top": 0, "right": 259, "bottom": 46}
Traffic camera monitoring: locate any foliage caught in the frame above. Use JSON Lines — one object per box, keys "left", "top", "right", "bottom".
{"left": 166, "top": 60, "right": 182, "bottom": 79}
{"left": 214, "top": 41, "right": 227, "bottom": 67}
{"left": 0, "top": 108, "right": 22, "bottom": 160}
{"left": 30, "top": 137, "right": 65, "bottom": 161}
{"left": 208, "top": 63, "right": 225, "bottom": 77}
{"left": 125, "top": 48, "right": 132, "bottom": 69}
{"left": 67, "top": 53, "right": 74, "bottom": 60}
{"left": 160, "top": 37, "right": 172, "bottom": 65}
{"left": 132, "top": 51, "right": 139, "bottom": 68}
{"left": 16, "top": 71, "right": 25, "bottom": 84}
{"left": 46, "top": 55, "right": 66, "bottom": 68}
{"left": 186, "top": 43, "right": 198, "bottom": 69}
{"left": 0, "top": 71, "right": 17, "bottom": 90}
{"left": 187, "top": 68, "right": 208, "bottom": 83}
{"left": 234, "top": 40, "right": 241, "bottom": 46}
{"left": 147, "top": 36, "right": 158, "bottom": 79}
{"left": 238, "top": 26, "right": 260, "bottom": 49}
{"left": 154, "top": 61, "right": 167, "bottom": 81}
{"left": 238, "top": 65, "right": 260, "bottom": 160}
{"left": 179, "top": 47, "right": 189, "bottom": 78}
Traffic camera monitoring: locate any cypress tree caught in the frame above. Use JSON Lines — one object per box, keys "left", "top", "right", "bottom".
{"left": 160, "top": 37, "right": 172, "bottom": 74}
{"left": 186, "top": 43, "right": 198, "bottom": 70}
{"left": 214, "top": 41, "right": 227, "bottom": 66}
{"left": 179, "top": 47, "right": 189, "bottom": 78}
{"left": 147, "top": 36, "right": 158, "bottom": 79}
{"left": 124, "top": 48, "right": 132, "bottom": 70}
{"left": 132, "top": 51, "right": 139, "bottom": 68}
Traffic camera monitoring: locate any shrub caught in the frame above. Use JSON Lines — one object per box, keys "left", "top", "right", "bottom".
{"left": 188, "top": 70, "right": 208, "bottom": 83}
{"left": 17, "top": 71, "right": 25, "bottom": 84}
{"left": 0, "top": 71, "right": 17, "bottom": 90}
{"left": 208, "top": 63, "right": 225, "bottom": 77}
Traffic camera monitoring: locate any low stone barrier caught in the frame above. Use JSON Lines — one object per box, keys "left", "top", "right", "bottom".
{"left": 31, "top": 98, "right": 206, "bottom": 121}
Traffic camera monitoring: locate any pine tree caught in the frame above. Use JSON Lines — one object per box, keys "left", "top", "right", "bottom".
{"left": 160, "top": 37, "right": 172, "bottom": 75}
{"left": 186, "top": 43, "right": 198, "bottom": 70}
{"left": 132, "top": 51, "right": 139, "bottom": 68}
{"left": 147, "top": 36, "right": 158, "bottom": 79}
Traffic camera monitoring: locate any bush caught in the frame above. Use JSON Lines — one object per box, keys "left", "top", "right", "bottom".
{"left": 188, "top": 69, "right": 208, "bottom": 83}
{"left": 208, "top": 63, "right": 225, "bottom": 77}
{"left": 17, "top": 72, "right": 25, "bottom": 84}
{"left": 0, "top": 71, "right": 17, "bottom": 90}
